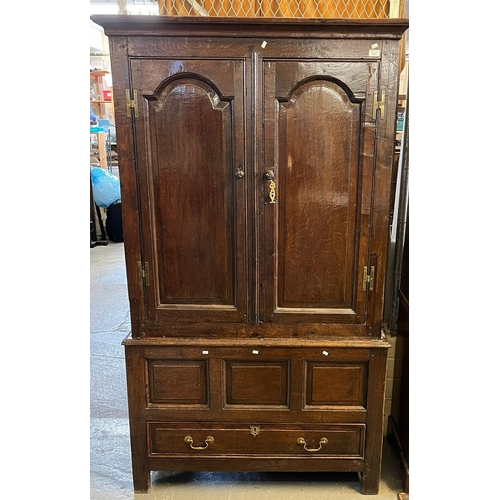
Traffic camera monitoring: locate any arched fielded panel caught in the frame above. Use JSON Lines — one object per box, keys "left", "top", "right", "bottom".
{"left": 278, "top": 79, "right": 360, "bottom": 307}
{"left": 150, "top": 79, "right": 234, "bottom": 305}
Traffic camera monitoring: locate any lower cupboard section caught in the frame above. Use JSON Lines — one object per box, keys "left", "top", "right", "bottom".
{"left": 148, "top": 422, "right": 365, "bottom": 458}
{"left": 124, "top": 341, "right": 389, "bottom": 494}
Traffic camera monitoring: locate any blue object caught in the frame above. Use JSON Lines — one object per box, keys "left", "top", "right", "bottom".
{"left": 98, "top": 119, "right": 110, "bottom": 133}
{"left": 90, "top": 105, "right": 97, "bottom": 124}
{"left": 91, "top": 167, "right": 121, "bottom": 208}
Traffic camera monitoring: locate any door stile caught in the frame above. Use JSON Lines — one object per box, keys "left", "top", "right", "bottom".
{"left": 132, "top": 61, "right": 157, "bottom": 325}
{"left": 106, "top": 38, "right": 148, "bottom": 338}
{"left": 367, "top": 44, "right": 399, "bottom": 333}
{"left": 261, "top": 58, "right": 278, "bottom": 325}
{"left": 254, "top": 52, "right": 266, "bottom": 326}
{"left": 234, "top": 57, "right": 252, "bottom": 327}
{"left": 356, "top": 62, "right": 380, "bottom": 330}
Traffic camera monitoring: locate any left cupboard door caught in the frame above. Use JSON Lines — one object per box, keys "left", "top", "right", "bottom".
{"left": 130, "top": 59, "right": 249, "bottom": 329}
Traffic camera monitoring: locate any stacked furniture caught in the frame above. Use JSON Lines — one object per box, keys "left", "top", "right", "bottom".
{"left": 91, "top": 15, "right": 408, "bottom": 495}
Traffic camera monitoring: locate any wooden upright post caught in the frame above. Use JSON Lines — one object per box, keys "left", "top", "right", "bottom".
{"left": 97, "top": 131, "right": 107, "bottom": 170}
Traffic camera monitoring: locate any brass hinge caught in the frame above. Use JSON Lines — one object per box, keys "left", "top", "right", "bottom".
{"left": 362, "top": 265, "right": 375, "bottom": 291}
{"left": 137, "top": 261, "right": 150, "bottom": 286}
{"left": 372, "top": 91, "right": 385, "bottom": 120}
{"left": 126, "top": 89, "right": 138, "bottom": 118}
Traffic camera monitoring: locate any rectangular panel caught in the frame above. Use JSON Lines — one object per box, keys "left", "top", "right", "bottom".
{"left": 148, "top": 422, "right": 365, "bottom": 458}
{"left": 304, "top": 361, "right": 367, "bottom": 408}
{"left": 224, "top": 360, "right": 290, "bottom": 407}
{"left": 147, "top": 359, "right": 209, "bottom": 406}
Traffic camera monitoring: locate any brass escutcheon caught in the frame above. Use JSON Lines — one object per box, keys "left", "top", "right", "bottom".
{"left": 269, "top": 179, "right": 276, "bottom": 204}
{"left": 249, "top": 425, "right": 261, "bottom": 437}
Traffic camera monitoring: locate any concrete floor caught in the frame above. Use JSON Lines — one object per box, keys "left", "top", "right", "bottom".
{"left": 90, "top": 241, "right": 406, "bottom": 500}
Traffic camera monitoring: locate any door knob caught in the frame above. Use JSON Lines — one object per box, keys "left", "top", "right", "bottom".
{"left": 264, "top": 170, "right": 274, "bottom": 180}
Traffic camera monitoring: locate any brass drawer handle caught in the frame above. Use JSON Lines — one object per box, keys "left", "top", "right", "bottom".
{"left": 297, "top": 437, "right": 328, "bottom": 452}
{"left": 184, "top": 435, "right": 214, "bottom": 450}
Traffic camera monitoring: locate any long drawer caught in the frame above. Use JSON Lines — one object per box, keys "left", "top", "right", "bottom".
{"left": 148, "top": 422, "right": 365, "bottom": 458}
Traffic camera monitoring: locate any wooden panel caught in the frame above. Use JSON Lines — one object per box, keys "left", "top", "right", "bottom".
{"left": 147, "top": 359, "right": 209, "bottom": 406}
{"left": 305, "top": 361, "right": 367, "bottom": 407}
{"left": 148, "top": 422, "right": 365, "bottom": 457}
{"left": 224, "top": 360, "right": 290, "bottom": 407}
{"left": 125, "top": 37, "right": 382, "bottom": 60}
{"left": 278, "top": 79, "right": 359, "bottom": 308}
{"left": 154, "top": 80, "right": 232, "bottom": 304}
{"left": 135, "top": 344, "right": 374, "bottom": 423}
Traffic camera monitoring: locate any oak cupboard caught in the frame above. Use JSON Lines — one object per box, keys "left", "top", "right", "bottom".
{"left": 90, "top": 15, "right": 408, "bottom": 495}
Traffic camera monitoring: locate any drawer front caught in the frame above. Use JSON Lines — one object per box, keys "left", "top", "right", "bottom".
{"left": 148, "top": 422, "right": 365, "bottom": 458}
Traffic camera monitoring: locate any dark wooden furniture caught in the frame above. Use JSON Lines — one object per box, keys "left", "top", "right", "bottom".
{"left": 390, "top": 212, "right": 409, "bottom": 493}
{"left": 91, "top": 15, "right": 408, "bottom": 495}
{"left": 388, "top": 89, "right": 409, "bottom": 497}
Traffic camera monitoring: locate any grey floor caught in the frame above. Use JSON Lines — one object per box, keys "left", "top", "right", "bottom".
{"left": 90, "top": 241, "right": 405, "bottom": 500}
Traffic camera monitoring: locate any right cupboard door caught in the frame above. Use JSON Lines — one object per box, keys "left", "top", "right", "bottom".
{"left": 262, "top": 59, "right": 379, "bottom": 326}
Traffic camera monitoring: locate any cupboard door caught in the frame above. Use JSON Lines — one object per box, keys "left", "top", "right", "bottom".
{"left": 262, "top": 60, "right": 378, "bottom": 324}
{"left": 131, "top": 59, "right": 248, "bottom": 326}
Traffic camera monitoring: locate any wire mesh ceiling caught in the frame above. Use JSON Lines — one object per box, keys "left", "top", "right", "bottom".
{"left": 156, "top": 0, "right": 391, "bottom": 18}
